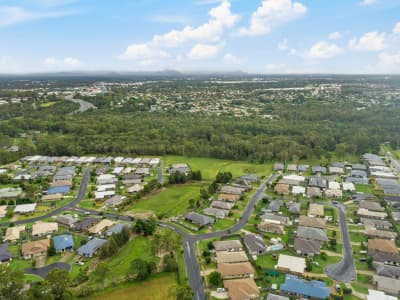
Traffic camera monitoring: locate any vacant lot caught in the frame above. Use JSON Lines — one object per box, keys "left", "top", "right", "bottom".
{"left": 130, "top": 183, "right": 205, "bottom": 217}
{"left": 85, "top": 273, "right": 175, "bottom": 300}
{"left": 164, "top": 155, "right": 271, "bottom": 181}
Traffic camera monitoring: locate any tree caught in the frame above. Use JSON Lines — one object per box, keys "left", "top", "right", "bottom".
{"left": 47, "top": 240, "right": 56, "bottom": 257}
{"left": 46, "top": 268, "right": 70, "bottom": 300}
{"left": 0, "top": 264, "right": 25, "bottom": 300}
{"left": 169, "top": 284, "right": 193, "bottom": 300}
{"left": 129, "top": 259, "right": 155, "bottom": 281}
{"left": 163, "top": 254, "right": 178, "bottom": 272}
{"left": 27, "top": 281, "right": 55, "bottom": 300}
{"left": 306, "top": 259, "right": 313, "bottom": 272}
{"left": 208, "top": 271, "right": 222, "bottom": 288}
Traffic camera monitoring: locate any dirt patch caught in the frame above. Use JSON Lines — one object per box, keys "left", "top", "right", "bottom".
{"left": 126, "top": 211, "right": 156, "bottom": 219}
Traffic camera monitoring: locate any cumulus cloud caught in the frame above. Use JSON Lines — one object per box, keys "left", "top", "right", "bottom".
{"left": 121, "top": 44, "right": 168, "bottom": 60}
{"left": 394, "top": 22, "right": 400, "bottom": 34}
{"left": 43, "top": 56, "right": 81, "bottom": 68}
{"left": 223, "top": 53, "right": 246, "bottom": 64}
{"left": 188, "top": 44, "right": 220, "bottom": 60}
{"left": 329, "top": 32, "right": 342, "bottom": 40}
{"left": 377, "top": 52, "right": 400, "bottom": 73}
{"left": 349, "top": 31, "right": 386, "bottom": 51}
{"left": 307, "top": 41, "right": 343, "bottom": 59}
{"left": 239, "top": 0, "right": 307, "bottom": 36}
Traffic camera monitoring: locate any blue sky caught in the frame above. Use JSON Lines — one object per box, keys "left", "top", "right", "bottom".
{"left": 0, "top": 0, "right": 399, "bottom": 73}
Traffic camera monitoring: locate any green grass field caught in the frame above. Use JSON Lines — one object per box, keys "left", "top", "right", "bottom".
{"left": 84, "top": 273, "right": 175, "bottom": 300}
{"left": 129, "top": 183, "right": 205, "bottom": 217}
{"left": 163, "top": 155, "right": 272, "bottom": 181}
{"left": 92, "top": 236, "right": 158, "bottom": 285}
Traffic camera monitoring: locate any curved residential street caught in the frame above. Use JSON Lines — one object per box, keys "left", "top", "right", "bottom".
{"left": 325, "top": 203, "right": 357, "bottom": 283}
{"left": 65, "top": 95, "right": 96, "bottom": 113}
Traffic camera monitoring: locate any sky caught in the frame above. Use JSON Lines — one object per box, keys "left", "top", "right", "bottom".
{"left": 0, "top": 0, "right": 399, "bottom": 74}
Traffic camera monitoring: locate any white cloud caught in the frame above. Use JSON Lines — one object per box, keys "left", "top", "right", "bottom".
{"left": 63, "top": 57, "right": 80, "bottom": 66}
{"left": 151, "top": 1, "right": 238, "bottom": 48}
{"left": 188, "top": 44, "right": 220, "bottom": 60}
{"left": 0, "top": 5, "right": 77, "bottom": 28}
{"left": 44, "top": 57, "right": 57, "bottom": 65}
{"left": 349, "top": 31, "right": 386, "bottom": 51}
{"left": 307, "top": 41, "right": 343, "bottom": 59}
{"left": 239, "top": 0, "right": 307, "bottom": 36}
{"left": 223, "top": 53, "right": 246, "bottom": 64}
{"left": 329, "top": 32, "right": 342, "bottom": 40}
{"left": 377, "top": 52, "right": 400, "bottom": 73}
{"left": 394, "top": 22, "right": 400, "bottom": 34}
{"left": 121, "top": 43, "right": 168, "bottom": 60}
{"left": 360, "top": 0, "right": 378, "bottom": 6}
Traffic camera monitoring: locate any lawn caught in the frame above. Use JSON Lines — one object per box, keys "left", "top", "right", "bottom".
{"left": 163, "top": 155, "right": 271, "bottom": 181}
{"left": 354, "top": 184, "right": 375, "bottom": 194}
{"left": 94, "top": 236, "right": 158, "bottom": 285}
{"left": 129, "top": 183, "right": 205, "bottom": 217}
{"left": 84, "top": 273, "right": 175, "bottom": 300}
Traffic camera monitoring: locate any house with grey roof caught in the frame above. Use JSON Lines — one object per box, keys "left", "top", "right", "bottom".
{"left": 244, "top": 233, "right": 267, "bottom": 256}
{"left": 295, "top": 237, "right": 322, "bottom": 257}
{"left": 211, "top": 201, "right": 233, "bottom": 210}
{"left": 273, "top": 162, "right": 284, "bottom": 171}
{"left": 106, "top": 223, "right": 129, "bottom": 236}
{"left": 77, "top": 238, "right": 107, "bottom": 257}
{"left": 268, "top": 200, "right": 283, "bottom": 212}
{"left": 308, "top": 177, "right": 327, "bottom": 189}
{"left": 311, "top": 166, "right": 327, "bottom": 174}
{"left": 297, "top": 226, "right": 328, "bottom": 242}
{"left": 203, "top": 207, "right": 228, "bottom": 219}
{"left": 213, "top": 240, "right": 243, "bottom": 252}
{"left": 0, "top": 244, "right": 12, "bottom": 262}
{"left": 184, "top": 212, "right": 214, "bottom": 227}
{"left": 239, "top": 174, "right": 259, "bottom": 183}
{"left": 298, "top": 165, "right": 309, "bottom": 173}
{"left": 287, "top": 202, "right": 301, "bottom": 214}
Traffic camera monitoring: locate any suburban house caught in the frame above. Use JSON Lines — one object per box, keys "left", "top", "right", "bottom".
{"left": 184, "top": 212, "right": 214, "bottom": 227}
{"left": 307, "top": 187, "right": 322, "bottom": 198}
{"left": 168, "top": 163, "right": 190, "bottom": 175}
{"left": 88, "top": 219, "right": 115, "bottom": 235}
{"left": 223, "top": 278, "right": 260, "bottom": 300}
{"left": 213, "top": 240, "right": 243, "bottom": 252}
{"left": 297, "top": 226, "right": 328, "bottom": 242}
{"left": 268, "top": 200, "right": 283, "bottom": 212}
{"left": 106, "top": 223, "right": 129, "bottom": 236}
{"left": 105, "top": 195, "right": 126, "bottom": 208}
{"left": 77, "top": 238, "right": 107, "bottom": 258}
{"left": 3, "top": 225, "right": 25, "bottom": 242}
{"left": 55, "top": 214, "right": 78, "bottom": 228}
{"left": 0, "top": 244, "right": 12, "bottom": 262}
{"left": 295, "top": 237, "right": 322, "bottom": 257}
{"left": 342, "top": 182, "right": 356, "bottom": 192}
{"left": 367, "top": 290, "right": 397, "bottom": 300}
{"left": 203, "top": 207, "right": 228, "bottom": 219}
{"left": 373, "top": 262, "right": 400, "bottom": 279}
{"left": 357, "top": 208, "right": 387, "bottom": 220}
{"left": 362, "top": 218, "right": 392, "bottom": 230}
{"left": 287, "top": 164, "right": 297, "bottom": 172}
{"left": 220, "top": 186, "right": 244, "bottom": 195}
{"left": 261, "top": 213, "right": 291, "bottom": 225}
{"left": 365, "top": 229, "right": 397, "bottom": 240}
{"left": 325, "top": 189, "right": 343, "bottom": 198}
{"left": 0, "top": 205, "right": 7, "bottom": 219}
{"left": 308, "top": 203, "right": 325, "bottom": 217}
{"left": 274, "top": 183, "right": 290, "bottom": 195}
{"left": 239, "top": 174, "right": 260, "bottom": 183}
{"left": 308, "top": 177, "right": 328, "bottom": 189}
{"left": 53, "top": 234, "right": 74, "bottom": 252}
{"left": 280, "top": 274, "right": 330, "bottom": 299}
{"left": 360, "top": 201, "right": 385, "bottom": 212}
{"left": 329, "top": 166, "right": 344, "bottom": 175}
{"left": 211, "top": 200, "right": 233, "bottom": 210}
{"left": 273, "top": 162, "right": 284, "bottom": 171}
{"left": 73, "top": 218, "right": 99, "bottom": 232}
{"left": 31, "top": 222, "right": 58, "bottom": 237}
{"left": 298, "top": 216, "right": 327, "bottom": 229}
{"left": 127, "top": 184, "right": 144, "bottom": 194}
{"left": 41, "top": 193, "right": 63, "bottom": 201}
{"left": 267, "top": 294, "right": 289, "bottom": 300}
{"left": 218, "top": 193, "right": 240, "bottom": 202}
{"left": 95, "top": 190, "right": 115, "bottom": 200}
{"left": 372, "top": 275, "right": 400, "bottom": 295}
{"left": 368, "top": 238, "right": 400, "bottom": 264}
{"left": 287, "top": 202, "right": 301, "bottom": 214}
{"left": 97, "top": 174, "right": 118, "bottom": 185}
{"left": 292, "top": 186, "right": 306, "bottom": 196}
{"left": 218, "top": 262, "right": 255, "bottom": 279}
{"left": 244, "top": 233, "right": 267, "bottom": 256}
{"left": 21, "top": 239, "right": 50, "bottom": 259}
{"left": 215, "top": 251, "right": 249, "bottom": 264}
{"left": 14, "top": 203, "right": 37, "bottom": 215}
{"left": 298, "top": 165, "right": 309, "bottom": 173}
{"left": 258, "top": 222, "right": 285, "bottom": 235}
{"left": 275, "top": 254, "right": 306, "bottom": 275}
{"left": 311, "top": 166, "right": 327, "bottom": 174}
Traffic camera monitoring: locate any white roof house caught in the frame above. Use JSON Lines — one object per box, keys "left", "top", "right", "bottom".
{"left": 114, "top": 157, "right": 124, "bottom": 163}
{"left": 325, "top": 189, "right": 343, "bottom": 198}
{"left": 0, "top": 205, "right": 7, "bottom": 218}
{"left": 149, "top": 158, "right": 160, "bottom": 165}
{"left": 367, "top": 289, "right": 397, "bottom": 300}
{"left": 32, "top": 222, "right": 58, "bottom": 236}
{"left": 112, "top": 167, "right": 124, "bottom": 175}
{"left": 328, "top": 181, "right": 341, "bottom": 190}
{"left": 292, "top": 186, "right": 306, "bottom": 196}
{"left": 96, "top": 184, "right": 116, "bottom": 192}
{"left": 97, "top": 174, "right": 118, "bottom": 185}
{"left": 342, "top": 182, "right": 355, "bottom": 192}
{"left": 275, "top": 254, "right": 306, "bottom": 274}
{"left": 4, "top": 225, "right": 25, "bottom": 242}
{"left": 14, "top": 203, "right": 37, "bottom": 214}
{"left": 95, "top": 190, "right": 115, "bottom": 200}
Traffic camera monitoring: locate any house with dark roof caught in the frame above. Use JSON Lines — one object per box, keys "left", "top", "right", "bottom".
{"left": 311, "top": 166, "right": 327, "bottom": 174}
{"left": 53, "top": 234, "right": 74, "bottom": 252}
{"left": 258, "top": 222, "right": 285, "bottom": 235}
{"left": 239, "top": 174, "right": 259, "bottom": 183}
{"left": 287, "top": 202, "right": 301, "bottom": 214}
{"left": 184, "top": 212, "right": 214, "bottom": 227}
{"left": 0, "top": 244, "right": 12, "bottom": 262}
{"left": 297, "top": 226, "right": 328, "bottom": 242}
{"left": 213, "top": 240, "right": 243, "bottom": 252}
{"left": 203, "top": 207, "right": 228, "bottom": 219}
{"left": 77, "top": 238, "right": 107, "bottom": 258}
{"left": 280, "top": 274, "right": 330, "bottom": 299}
{"left": 244, "top": 233, "right": 267, "bottom": 256}
{"left": 268, "top": 200, "right": 283, "bottom": 212}
{"left": 368, "top": 238, "right": 400, "bottom": 264}
{"left": 73, "top": 218, "right": 99, "bottom": 232}
{"left": 295, "top": 237, "right": 322, "bottom": 257}
{"left": 298, "top": 165, "right": 309, "bottom": 173}
{"left": 373, "top": 262, "right": 400, "bottom": 278}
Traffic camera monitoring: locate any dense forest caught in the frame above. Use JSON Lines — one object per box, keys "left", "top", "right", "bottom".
{"left": 1, "top": 94, "right": 400, "bottom": 164}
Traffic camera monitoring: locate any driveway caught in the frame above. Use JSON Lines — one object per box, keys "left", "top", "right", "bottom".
{"left": 25, "top": 262, "right": 71, "bottom": 279}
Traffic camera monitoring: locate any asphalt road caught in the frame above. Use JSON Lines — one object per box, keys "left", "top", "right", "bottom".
{"left": 65, "top": 95, "right": 96, "bottom": 113}
{"left": 1, "top": 168, "right": 91, "bottom": 227}
{"left": 162, "top": 174, "right": 277, "bottom": 300}
{"left": 25, "top": 262, "right": 70, "bottom": 279}
{"left": 325, "top": 203, "right": 356, "bottom": 283}
{"left": 157, "top": 166, "right": 164, "bottom": 184}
